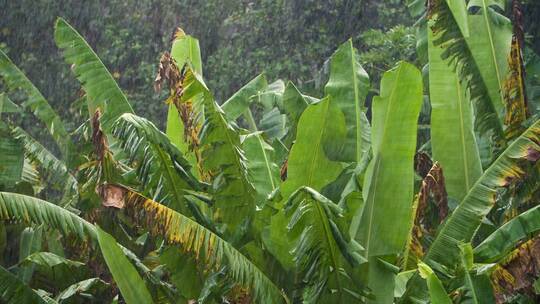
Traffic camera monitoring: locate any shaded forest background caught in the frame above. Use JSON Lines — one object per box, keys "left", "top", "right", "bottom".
{"left": 1, "top": 0, "right": 539, "bottom": 145}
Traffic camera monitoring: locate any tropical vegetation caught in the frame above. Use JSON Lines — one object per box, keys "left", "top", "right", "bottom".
{"left": 0, "top": 0, "right": 539, "bottom": 303}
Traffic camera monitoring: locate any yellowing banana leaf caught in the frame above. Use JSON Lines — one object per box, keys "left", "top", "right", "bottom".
{"left": 166, "top": 29, "right": 203, "bottom": 171}
{"left": 181, "top": 68, "right": 257, "bottom": 228}
{"left": 426, "top": 120, "right": 540, "bottom": 269}
{"left": 474, "top": 204, "right": 540, "bottom": 263}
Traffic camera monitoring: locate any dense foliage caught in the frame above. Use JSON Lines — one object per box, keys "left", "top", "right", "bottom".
{"left": 1, "top": 0, "right": 540, "bottom": 303}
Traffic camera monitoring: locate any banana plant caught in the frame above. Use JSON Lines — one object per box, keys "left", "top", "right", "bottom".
{"left": 0, "top": 4, "right": 539, "bottom": 304}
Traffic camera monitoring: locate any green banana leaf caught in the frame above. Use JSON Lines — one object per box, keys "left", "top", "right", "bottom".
{"left": 0, "top": 192, "right": 170, "bottom": 302}
{"left": 221, "top": 74, "right": 267, "bottom": 122}
{"left": 285, "top": 187, "right": 366, "bottom": 303}
{"left": 242, "top": 132, "right": 280, "bottom": 203}
{"left": 325, "top": 39, "right": 371, "bottom": 162}
{"left": 56, "top": 278, "right": 109, "bottom": 302}
{"left": 12, "top": 127, "right": 78, "bottom": 206}
{"left": 0, "top": 265, "right": 49, "bottom": 304}
{"left": 96, "top": 227, "right": 153, "bottom": 304}
{"left": 0, "top": 192, "right": 97, "bottom": 241}
{"left": 54, "top": 18, "right": 133, "bottom": 131}
{"left": 0, "top": 50, "right": 73, "bottom": 160}
{"left": 0, "top": 93, "right": 21, "bottom": 114}
{"left": 355, "top": 61, "right": 423, "bottom": 303}
{"left": 356, "top": 61, "right": 423, "bottom": 256}
{"left": 112, "top": 113, "right": 200, "bottom": 213}
{"left": 418, "top": 262, "right": 452, "bottom": 304}
{"left": 430, "top": 0, "right": 512, "bottom": 139}
{"left": 428, "top": 21, "right": 482, "bottom": 201}
{"left": 0, "top": 126, "right": 24, "bottom": 186}
{"left": 180, "top": 68, "right": 256, "bottom": 228}
{"left": 21, "top": 252, "right": 84, "bottom": 269}
{"left": 280, "top": 96, "right": 346, "bottom": 197}
{"left": 18, "top": 226, "right": 42, "bottom": 283}
{"left": 281, "top": 82, "right": 317, "bottom": 148}
{"left": 457, "top": 243, "right": 495, "bottom": 304}
{"left": 474, "top": 204, "right": 540, "bottom": 263}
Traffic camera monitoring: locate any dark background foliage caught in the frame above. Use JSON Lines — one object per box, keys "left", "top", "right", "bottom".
{"left": 0, "top": 0, "right": 539, "bottom": 146}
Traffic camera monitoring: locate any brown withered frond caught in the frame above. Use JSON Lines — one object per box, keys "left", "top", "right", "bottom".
{"left": 503, "top": 37, "right": 528, "bottom": 139}
{"left": 91, "top": 109, "right": 108, "bottom": 161}
{"left": 415, "top": 151, "right": 434, "bottom": 179}
{"left": 154, "top": 51, "right": 185, "bottom": 101}
{"left": 96, "top": 183, "right": 126, "bottom": 209}
{"left": 491, "top": 236, "right": 540, "bottom": 303}
{"left": 154, "top": 52, "right": 206, "bottom": 179}
{"left": 404, "top": 162, "right": 449, "bottom": 268}
{"left": 171, "top": 27, "right": 186, "bottom": 42}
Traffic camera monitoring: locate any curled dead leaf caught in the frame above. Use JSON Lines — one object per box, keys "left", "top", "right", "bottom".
{"left": 97, "top": 183, "right": 126, "bottom": 209}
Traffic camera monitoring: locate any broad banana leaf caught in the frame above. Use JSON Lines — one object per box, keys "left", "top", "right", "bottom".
{"left": 325, "top": 39, "right": 371, "bottom": 162}
{"left": 281, "top": 82, "right": 317, "bottom": 148}
{"left": 0, "top": 192, "right": 170, "bottom": 301}
{"left": 22, "top": 252, "right": 84, "bottom": 269}
{"left": 113, "top": 113, "right": 200, "bottom": 213}
{"left": 18, "top": 226, "right": 42, "bottom": 283}
{"left": 96, "top": 227, "right": 153, "bottom": 304}
{"left": 56, "top": 278, "right": 109, "bottom": 302}
{"left": 0, "top": 126, "right": 24, "bottom": 186}
{"left": 428, "top": 21, "right": 482, "bottom": 201}
{"left": 54, "top": 18, "right": 133, "bottom": 131}
{"left": 182, "top": 68, "right": 256, "bottom": 228}
{"left": 430, "top": 0, "right": 512, "bottom": 139}
{"left": 257, "top": 79, "right": 285, "bottom": 111}
{"left": 122, "top": 190, "right": 288, "bottom": 303}
{"left": 280, "top": 96, "right": 346, "bottom": 197}
{"left": 0, "top": 93, "right": 21, "bottom": 114}
{"left": 0, "top": 265, "right": 49, "bottom": 304}
{"left": 355, "top": 61, "right": 423, "bottom": 303}
{"left": 356, "top": 61, "right": 423, "bottom": 256}
{"left": 418, "top": 262, "right": 452, "bottom": 304}
{"left": 468, "top": 0, "right": 505, "bottom": 11}
{"left": 285, "top": 187, "right": 366, "bottom": 303}
{"left": 259, "top": 107, "right": 287, "bottom": 139}
{"left": 0, "top": 50, "right": 73, "bottom": 160}
{"left": 221, "top": 74, "right": 267, "bottom": 122}
{"left": 425, "top": 120, "right": 540, "bottom": 268}
{"left": 166, "top": 28, "right": 203, "bottom": 168}
{"left": 474, "top": 204, "right": 540, "bottom": 263}
{"left": 403, "top": 120, "right": 540, "bottom": 302}
{"left": 457, "top": 243, "right": 495, "bottom": 304}
{"left": 0, "top": 192, "right": 97, "bottom": 241}
{"left": 242, "top": 132, "right": 280, "bottom": 203}
{"left": 12, "top": 127, "right": 78, "bottom": 206}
